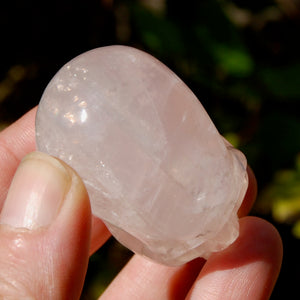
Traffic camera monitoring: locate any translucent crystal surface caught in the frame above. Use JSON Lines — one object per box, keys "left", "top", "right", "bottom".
{"left": 35, "top": 46, "right": 248, "bottom": 266}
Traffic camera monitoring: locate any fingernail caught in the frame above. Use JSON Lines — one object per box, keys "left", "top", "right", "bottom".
{"left": 0, "top": 152, "right": 71, "bottom": 229}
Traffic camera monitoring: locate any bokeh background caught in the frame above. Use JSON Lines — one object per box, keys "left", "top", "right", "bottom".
{"left": 1, "top": 0, "right": 300, "bottom": 298}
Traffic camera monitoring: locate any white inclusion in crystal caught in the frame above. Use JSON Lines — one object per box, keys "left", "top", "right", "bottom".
{"left": 195, "top": 192, "right": 206, "bottom": 202}
{"left": 80, "top": 109, "right": 88, "bottom": 123}
{"left": 57, "top": 84, "right": 64, "bottom": 91}
{"left": 36, "top": 45, "right": 248, "bottom": 266}
{"left": 181, "top": 112, "right": 187, "bottom": 123}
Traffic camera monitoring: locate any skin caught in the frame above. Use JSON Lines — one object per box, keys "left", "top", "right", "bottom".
{"left": 0, "top": 107, "right": 282, "bottom": 299}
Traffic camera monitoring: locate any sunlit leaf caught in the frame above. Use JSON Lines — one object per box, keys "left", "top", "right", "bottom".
{"left": 213, "top": 44, "right": 254, "bottom": 77}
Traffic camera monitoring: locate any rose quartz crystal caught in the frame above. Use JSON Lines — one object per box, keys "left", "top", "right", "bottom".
{"left": 35, "top": 46, "right": 248, "bottom": 265}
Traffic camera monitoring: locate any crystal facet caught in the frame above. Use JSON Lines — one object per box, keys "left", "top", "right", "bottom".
{"left": 35, "top": 46, "right": 248, "bottom": 266}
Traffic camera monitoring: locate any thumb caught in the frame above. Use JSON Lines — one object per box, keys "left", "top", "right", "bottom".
{"left": 0, "top": 152, "right": 91, "bottom": 299}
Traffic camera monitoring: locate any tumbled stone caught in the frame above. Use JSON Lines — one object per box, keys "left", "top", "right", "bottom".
{"left": 35, "top": 45, "right": 248, "bottom": 265}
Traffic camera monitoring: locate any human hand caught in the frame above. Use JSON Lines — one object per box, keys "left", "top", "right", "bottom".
{"left": 0, "top": 107, "right": 282, "bottom": 299}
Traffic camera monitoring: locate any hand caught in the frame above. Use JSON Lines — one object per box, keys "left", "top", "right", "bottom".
{"left": 0, "top": 108, "right": 282, "bottom": 299}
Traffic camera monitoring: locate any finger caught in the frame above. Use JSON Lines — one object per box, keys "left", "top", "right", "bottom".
{"left": 0, "top": 107, "right": 37, "bottom": 206}
{"left": 238, "top": 166, "right": 257, "bottom": 218}
{"left": 186, "top": 216, "right": 283, "bottom": 300}
{"left": 90, "top": 216, "right": 111, "bottom": 255}
{"left": 100, "top": 255, "right": 205, "bottom": 300}
{"left": 0, "top": 152, "right": 91, "bottom": 298}
{"left": 0, "top": 108, "right": 110, "bottom": 253}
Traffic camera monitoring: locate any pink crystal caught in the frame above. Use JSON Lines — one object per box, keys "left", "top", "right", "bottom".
{"left": 35, "top": 46, "right": 248, "bottom": 265}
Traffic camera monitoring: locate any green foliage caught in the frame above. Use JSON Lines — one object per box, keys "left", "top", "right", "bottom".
{"left": 261, "top": 63, "right": 300, "bottom": 99}
{"left": 132, "top": 4, "right": 185, "bottom": 56}
{"left": 214, "top": 45, "right": 252, "bottom": 76}
{"left": 257, "top": 155, "right": 300, "bottom": 236}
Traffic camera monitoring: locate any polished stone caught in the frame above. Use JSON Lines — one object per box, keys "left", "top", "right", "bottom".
{"left": 35, "top": 45, "right": 248, "bottom": 265}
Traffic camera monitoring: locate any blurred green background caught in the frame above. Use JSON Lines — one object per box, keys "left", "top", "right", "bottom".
{"left": 1, "top": 0, "right": 300, "bottom": 298}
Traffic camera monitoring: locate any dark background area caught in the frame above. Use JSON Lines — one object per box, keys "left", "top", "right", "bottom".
{"left": 1, "top": 0, "right": 300, "bottom": 298}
